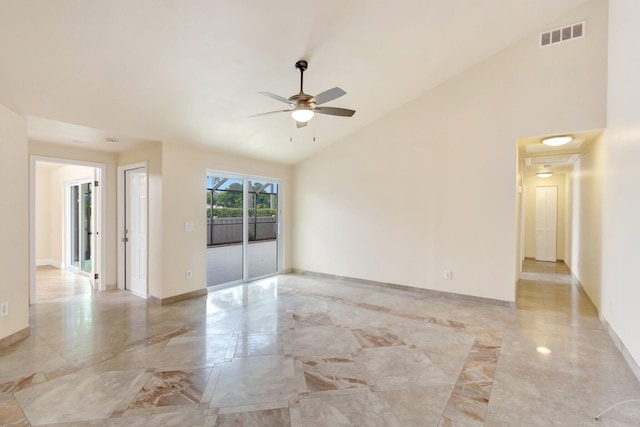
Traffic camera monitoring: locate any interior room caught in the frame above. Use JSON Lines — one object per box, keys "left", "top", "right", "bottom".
{"left": 1, "top": 0, "right": 640, "bottom": 425}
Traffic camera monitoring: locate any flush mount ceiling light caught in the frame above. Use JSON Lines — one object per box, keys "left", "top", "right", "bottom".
{"left": 542, "top": 135, "right": 572, "bottom": 146}
{"left": 291, "top": 108, "right": 314, "bottom": 123}
{"left": 537, "top": 172, "right": 553, "bottom": 178}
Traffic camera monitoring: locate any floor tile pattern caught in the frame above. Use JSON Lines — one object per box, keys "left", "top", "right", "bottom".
{"left": 0, "top": 261, "right": 639, "bottom": 425}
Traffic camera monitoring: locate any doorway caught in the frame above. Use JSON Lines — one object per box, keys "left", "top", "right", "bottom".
{"left": 206, "top": 173, "right": 281, "bottom": 287}
{"left": 30, "top": 157, "right": 106, "bottom": 304}
{"left": 118, "top": 163, "right": 148, "bottom": 297}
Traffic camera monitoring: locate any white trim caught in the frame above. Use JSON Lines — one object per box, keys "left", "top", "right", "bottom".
{"left": 117, "top": 162, "right": 148, "bottom": 296}
{"left": 30, "top": 155, "right": 108, "bottom": 304}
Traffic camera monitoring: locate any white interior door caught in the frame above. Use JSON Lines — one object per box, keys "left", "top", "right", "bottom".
{"left": 535, "top": 186, "right": 557, "bottom": 262}
{"left": 125, "top": 168, "right": 147, "bottom": 296}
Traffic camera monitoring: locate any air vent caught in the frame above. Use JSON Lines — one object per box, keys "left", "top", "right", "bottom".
{"left": 525, "top": 154, "right": 580, "bottom": 166}
{"left": 539, "top": 22, "right": 585, "bottom": 47}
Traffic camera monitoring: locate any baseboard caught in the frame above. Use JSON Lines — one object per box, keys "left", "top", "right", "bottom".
{"left": 0, "top": 327, "right": 30, "bottom": 350}
{"left": 35, "top": 259, "right": 63, "bottom": 269}
{"left": 291, "top": 269, "right": 514, "bottom": 308}
{"left": 147, "top": 288, "right": 208, "bottom": 306}
{"left": 600, "top": 316, "right": 640, "bottom": 383}
{"left": 523, "top": 257, "right": 565, "bottom": 263}
{"left": 567, "top": 268, "right": 640, "bottom": 383}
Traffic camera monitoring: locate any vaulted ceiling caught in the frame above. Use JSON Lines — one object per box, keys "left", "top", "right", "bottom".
{"left": 0, "top": 0, "right": 589, "bottom": 164}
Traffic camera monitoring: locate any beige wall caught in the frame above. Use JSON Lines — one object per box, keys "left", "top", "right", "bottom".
{"left": 599, "top": 0, "right": 640, "bottom": 367}
{"left": 292, "top": 0, "right": 608, "bottom": 302}
{"left": 158, "top": 143, "right": 292, "bottom": 299}
{"left": 30, "top": 141, "right": 119, "bottom": 288}
{"left": 35, "top": 163, "right": 96, "bottom": 267}
{"left": 0, "top": 104, "right": 29, "bottom": 340}
{"left": 35, "top": 165, "right": 52, "bottom": 263}
{"left": 523, "top": 174, "right": 567, "bottom": 261}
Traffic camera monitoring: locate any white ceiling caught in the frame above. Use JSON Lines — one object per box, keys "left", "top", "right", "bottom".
{"left": 0, "top": 0, "right": 589, "bottom": 164}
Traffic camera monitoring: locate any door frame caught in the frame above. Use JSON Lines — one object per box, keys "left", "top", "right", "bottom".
{"left": 29, "top": 156, "right": 107, "bottom": 304}
{"left": 206, "top": 168, "right": 285, "bottom": 286}
{"left": 117, "top": 161, "right": 148, "bottom": 296}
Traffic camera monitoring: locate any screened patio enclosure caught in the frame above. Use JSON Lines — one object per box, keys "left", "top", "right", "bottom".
{"left": 206, "top": 175, "right": 279, "bottom": 287}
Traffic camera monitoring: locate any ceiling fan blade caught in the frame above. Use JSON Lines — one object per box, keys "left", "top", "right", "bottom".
{"left": 259, "top": 92, "right": 293, "bottom": 105}
{"left": 314, "top": 106, "right": 356, "bottom": 117}
{"left": 296, "top": 121, "right": 308, "bottom": 128}
{"left": 313, "top": 87, "right": 346, "bottom": 105}
{"left": 249, "top": 109, "right": 291, "bottom": 118}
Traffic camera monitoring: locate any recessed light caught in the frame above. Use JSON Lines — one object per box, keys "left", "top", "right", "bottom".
{"left": 537, "top": 346, "right": 552, "bottom": 355}
{"left": 537, "top": 172, "right": 553, "bottom": 178}
{"left": 542, "top": 135, "right": 572, "bottom": 146}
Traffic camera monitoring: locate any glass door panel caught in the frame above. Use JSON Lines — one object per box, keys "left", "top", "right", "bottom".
{"left": 68, "top": 182, "right": 93, "bottom": 274}
{"left": 247, "top": 181, "right": 278, "bottom": 280}
{"left": 69, "top": 185, "right": 80, "bottom": 269}
{"left": 80, "top": 183, "right": 92, "bottom": 273}
{"left": 206, "top": 176, "right": 244, "bottom": 286}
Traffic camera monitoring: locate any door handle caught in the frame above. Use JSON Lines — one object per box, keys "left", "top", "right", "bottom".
{"left": 122, "top": 237, "right": 128, "bottom": 243}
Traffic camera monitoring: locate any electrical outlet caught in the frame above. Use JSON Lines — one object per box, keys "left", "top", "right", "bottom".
{"left": 186, "top": 270, "right": 193, "bottom": 279}
{"left": 184, "top": 222, "right": 194, "bottom": 232}
{"left": 0, "top": 302, "right": 8, "bottom": 317}
{"left": 444, "top": 270, "right": 452, "bottom": 280}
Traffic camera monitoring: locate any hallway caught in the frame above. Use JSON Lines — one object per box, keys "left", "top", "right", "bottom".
{"left": 35, "top": 266, "right": 94, "bottom": 302}
{"left": 0, "top": 262, "right": 639, "bottom": 425}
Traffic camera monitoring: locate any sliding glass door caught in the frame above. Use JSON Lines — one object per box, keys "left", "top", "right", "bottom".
{"left": 247, "top": 181, "right": 278, "bottom": 280}
{"left": 206, "top": 174, "right": 280, "bottom": 287}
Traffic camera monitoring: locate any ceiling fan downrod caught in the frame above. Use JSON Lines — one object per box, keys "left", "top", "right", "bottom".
{"left": 295, "top": 60, "right": 308, "bottom": 94}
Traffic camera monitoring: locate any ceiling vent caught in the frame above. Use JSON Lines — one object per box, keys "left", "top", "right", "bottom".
{"left": 525, "top": 154, "right": 580, "bottom": 166}
{"left": 539, "top": 21, "right": 585, "bottom": 47}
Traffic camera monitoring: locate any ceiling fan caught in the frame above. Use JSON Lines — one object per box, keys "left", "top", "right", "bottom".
{"left": 251, "top": 60, "right": 356, "bottom": 128}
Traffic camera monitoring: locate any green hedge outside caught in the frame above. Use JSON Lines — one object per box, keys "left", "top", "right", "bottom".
{"left": 207, "top": 208, "right": 277, "bottom": 219}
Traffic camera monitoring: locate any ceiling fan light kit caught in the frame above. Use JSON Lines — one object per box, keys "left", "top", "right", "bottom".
{"left": 291, "top": 108, "right": 314, "bottom": 122}
{"left": 251, "top": 59, "right": 356, "bottom": 128}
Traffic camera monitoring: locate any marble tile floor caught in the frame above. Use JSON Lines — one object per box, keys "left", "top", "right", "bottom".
{"left": 1, "top": 261, "right": 639, "bottom": 426}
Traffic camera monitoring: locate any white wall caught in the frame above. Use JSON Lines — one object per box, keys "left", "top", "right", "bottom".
{"left": 567, "top": 136, "right": 605, "bottom": 308}
{"left": 599, "top": 0, "right": 640, "bottom": 367}
{"left": 523, "top": 174, "right": 567, "bottom": 261}
{"left": 0, "top": 103, "right": 29, "bottom": 342}
{"left": 292, "top": 0, "right": 608, "bottom": 302}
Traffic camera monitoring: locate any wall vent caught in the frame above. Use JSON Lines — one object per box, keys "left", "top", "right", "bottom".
{"left": 539, "top": 21, "right": 585, "bottom": 47}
